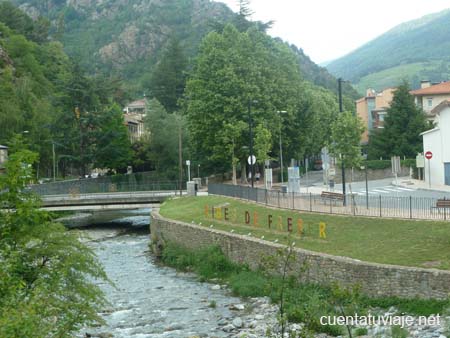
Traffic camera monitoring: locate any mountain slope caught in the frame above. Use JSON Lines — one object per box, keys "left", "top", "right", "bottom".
{"left": 11, "top": 0, "right": 358, "bottom": 99}
{"left": 327, "top": 9, "right": 450, "bottom": 91}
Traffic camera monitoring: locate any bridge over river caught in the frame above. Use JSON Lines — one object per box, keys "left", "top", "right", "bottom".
{"left": 30, "top": 178, "right": 183, "bottom": 211}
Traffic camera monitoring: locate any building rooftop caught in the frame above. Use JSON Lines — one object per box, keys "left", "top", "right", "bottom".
{"left": 0, "top": 145, "right": 8, "bottom": 149}
{"left": 126, "top": 99, "right": 147, "bottom": 109}
{"left": 430, "top": 99, "right": 450, "bottom": 115}
{"left": 410, "top": 81, "right": 450, "bottom": 95}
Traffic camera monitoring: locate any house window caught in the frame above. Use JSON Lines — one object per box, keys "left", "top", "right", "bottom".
{"left": 428, "top": 98, "right": 433, "bottom": 107}
{"left": 379, "top": 114, "right": 385, "bottom": 121}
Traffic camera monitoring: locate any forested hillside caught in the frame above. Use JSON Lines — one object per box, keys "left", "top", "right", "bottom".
{"left": 0, "top": 2, "right": 131, "bottom": 176}
{"left": 327, "top": 9, "right": 450, "bottom": 93}
{"left": 1, "top": 0, "right": 359, "bottom": 180}
{"left": 10, "top": 0, "right": 358, "bottom": 99}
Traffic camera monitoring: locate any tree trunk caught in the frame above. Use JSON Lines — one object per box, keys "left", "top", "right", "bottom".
{"left": 240, "top": 161, "right": 248, "bottom": 184}
{"left": 232, "top": 163, "right": 237, "bottom": 185}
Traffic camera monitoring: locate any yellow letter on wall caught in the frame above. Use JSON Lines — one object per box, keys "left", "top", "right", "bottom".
{"left": 253, "top": 211, "right": 259, "bottom": 227}
{"left": 277, "top": 216, "right": 283, "bottom": 232}
{"left": 297, "top": 219, "right": 303, "bottom": 237}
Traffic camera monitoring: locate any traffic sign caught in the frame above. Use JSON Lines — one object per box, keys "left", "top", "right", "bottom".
{"left": 186, "top": 160, "right": 191, "bottom": 166}
{"left": 247, "top": 155, "right": 256, "bottom": 165}
{"left": 416, "top": 153, "right": 425, "bottom": 168}
{"left": 425, "top": 151, "right": 433, "bottom": 160}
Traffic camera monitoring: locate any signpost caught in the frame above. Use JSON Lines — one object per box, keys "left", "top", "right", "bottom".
{"left": 391, "top": 156, "right": 401, "bottom": 186}
{"left": 247, "top": 155, "right": 256, "bottom": 187}
{"left": 186, "top": 160, "right": 191, "bottom": 182}
{"left": 425, "top": 151, "right": 432, "bottom": 188}
{"left": 416, "top": 153, "right": 425, "bottom": 180}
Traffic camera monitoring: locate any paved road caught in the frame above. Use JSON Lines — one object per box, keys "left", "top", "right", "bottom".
{"left": 313, "top": 177, "right": 450, "bottom": 199}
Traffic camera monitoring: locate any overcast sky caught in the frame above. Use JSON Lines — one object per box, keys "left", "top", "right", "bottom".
{"left": 216, "top": 0, "right": 450, "bottom": 64}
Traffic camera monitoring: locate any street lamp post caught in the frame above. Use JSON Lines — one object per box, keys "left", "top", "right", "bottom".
{"left": 248, "top": 99, "right": 257, "bottom": 188}
{"left": 277, "top": 111, "right": 287, "bottom": 184}
{"left": 338, "top": 78, "right": 347, "bottom": 206}
{"left": 52, "top": 141, "right": 56, "bottom": 182}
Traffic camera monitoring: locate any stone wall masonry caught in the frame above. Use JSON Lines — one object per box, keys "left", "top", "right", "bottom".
{"left": 151, "top": 211, "right": 450, "bottom": 300}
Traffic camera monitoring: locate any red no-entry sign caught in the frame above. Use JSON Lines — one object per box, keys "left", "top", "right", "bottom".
{"left": 425, "top": 151, "right": 433, "bottom": 160}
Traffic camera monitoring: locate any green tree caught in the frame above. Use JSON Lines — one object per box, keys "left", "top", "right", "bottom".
{"left": 0, "top": 145, "right": 108, "bottom": 337}
{"left": 185, "top": 24, "right": 334, "bottom": 176}
{"left": 368, "top": 82, "right": 430, "bottom": 159}
{"left": 254, "top": 123, "right": 272, "bottom": 165}
{"left": 144, "top": 99, "right": 188, "bottom": 178}
{"left": 328, "top": 111, "right": 365, "bottom": 169}
{"left": 215, "top": 120, "right": 247, "bottom": 184}
{"left": 148, "top": 37, "right": 187, "bottom": 113}
{"left": 94, "top": 103, "right": 132, "bottom": 172}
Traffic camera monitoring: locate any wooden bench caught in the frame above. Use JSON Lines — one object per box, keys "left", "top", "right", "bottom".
{"left": 321, "top": 191, "right": 344, "bottom": 205}
{"left": 432, "top": 199, "right": 450, "bottom": 213}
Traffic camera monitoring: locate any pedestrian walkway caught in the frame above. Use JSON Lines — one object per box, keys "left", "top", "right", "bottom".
{"left": 393, "top": 178, "right": 450, "bottom": 193}
{"left": 352, "top": 185, "right": 417, "bottom": 196}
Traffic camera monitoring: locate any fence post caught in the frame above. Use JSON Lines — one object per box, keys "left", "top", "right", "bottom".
{"left": 255, "top": 187, "right": 258, "bottom": 203}
{"left": 444, "top": 197, "right": 447, "bottom": 221}
{"left": 379, "top": 195, "right": 382, "bottom": 217}
{"left": 409, "top": 196, "right": 413, "bottom": 219}
{"left": 292, "top": 191, "right": 295, "bottom": 209}
{"left": 265, "top": 189, "right": 268, "bottom": 205}
{"left": 310, "top": 192, "right": 312, "bottom": 212}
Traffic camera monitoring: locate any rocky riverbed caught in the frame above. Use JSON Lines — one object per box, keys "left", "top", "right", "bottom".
{"left": 74, "top": 209, "right": 448, "bottom": 338}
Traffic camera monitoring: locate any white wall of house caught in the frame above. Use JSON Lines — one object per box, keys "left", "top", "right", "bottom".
{"left": 422, "top": 107, "right": 450, "bottom": 186}
{"left": 421, "top": 94, "right": 450, "bottom": 113}
{"left": 441, "top": 111, "right": 450, "bottom": 163}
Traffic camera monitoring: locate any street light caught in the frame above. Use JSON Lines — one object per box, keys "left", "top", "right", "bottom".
{"left": 248, "top": 99, "right": 258, "bottom": 188}
{"left": 338, "top": 78, "right": 347, "bottom": 206}
{"left": 277, "top": 111, "right": 287, "bottom": 184}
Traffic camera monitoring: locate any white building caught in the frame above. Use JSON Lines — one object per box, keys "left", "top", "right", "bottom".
{"left": 421, "top": 100, "right": 450, "bottom": 186}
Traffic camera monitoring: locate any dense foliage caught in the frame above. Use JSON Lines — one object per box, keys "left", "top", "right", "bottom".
{"left": 0, "top": 4, "right": 132, "bottom": 177}
{"left": 184, "top": 25, "right": 339, "bottom": 176}
{"left": 10, "top": 0, "right": 357, "bottom": 101}
{"left": 327, "top": 9, "right": 450, "bottom": 91}
{"left": 328, "top": 111, "right": 365, "bottom": 169}
{"left": 0, "top": 146, "right": 108, "bottom": 337}
{"left": 367, "top": 83, "right": 430, "bottom": 159}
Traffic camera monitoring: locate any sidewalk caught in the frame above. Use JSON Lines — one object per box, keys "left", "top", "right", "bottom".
{"left": 392, "top": 177, "right": 450, "bottom": 193}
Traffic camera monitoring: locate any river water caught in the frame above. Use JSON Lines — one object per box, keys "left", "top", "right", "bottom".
{"left": 76, "top": 208, "right": 245, "bottom": 338}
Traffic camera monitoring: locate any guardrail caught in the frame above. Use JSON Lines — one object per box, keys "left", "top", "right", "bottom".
{"left": 31, "top": 181, "right": 184, "bottom": 196}
{"left": 208, "top": 184, "right": 450, "bottom": 221}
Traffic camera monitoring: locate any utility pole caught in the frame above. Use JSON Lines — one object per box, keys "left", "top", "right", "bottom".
{"left": 248, "top": 99, "right": 255, "bottom": 188}
{"left": 178, "top": 122, "right": 183, "bottom": 196}
{"left": 52, "top": 141, "right": 56, "bottom": 182}
{"left": 338, "top": 78, "right": 347, "bottom": 206}
{"left": 277, "top": 111, "right": 287, "bottom": 184}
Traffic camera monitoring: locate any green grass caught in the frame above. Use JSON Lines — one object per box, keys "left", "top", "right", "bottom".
{"left": 158, "top": 242, "right": 450, "bottom": 336}
{"left": 159, "top": 196, "right": 450, "bottom": 270}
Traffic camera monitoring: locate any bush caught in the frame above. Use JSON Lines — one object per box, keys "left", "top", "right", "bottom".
{"left": 229, "top": 271, "right": 269, "bottom": 297}
{"left": 195, "top": 246, "right": 240, "bottom": 279}
{"left": 354, "top": 327, "right": 368, "bottom": 336}
{"left": 365, "top": 160, "right": 391, "bottom": 170}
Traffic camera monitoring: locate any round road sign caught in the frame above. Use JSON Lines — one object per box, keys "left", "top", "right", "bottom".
{"left": 425, "top": 151, "right": 433, "bottom": 160}
{"left": 247, "top": 155, "right": 256, "bottom": 165}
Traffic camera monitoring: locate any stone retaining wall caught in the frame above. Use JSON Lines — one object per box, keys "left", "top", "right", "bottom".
{"left": 151, "top": 211, "right": 450, "bottom": 300}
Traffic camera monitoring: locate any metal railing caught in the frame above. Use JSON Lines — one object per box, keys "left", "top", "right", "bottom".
{"left": 31, "top": 180, "right": 184, "bottom": 196}
{"left": 208, "top": 184, "right": 450, "bottom": 221}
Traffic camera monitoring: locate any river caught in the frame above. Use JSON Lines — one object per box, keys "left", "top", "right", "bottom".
{"left": 75, "top": 208, "right": 254, "bottom": 338}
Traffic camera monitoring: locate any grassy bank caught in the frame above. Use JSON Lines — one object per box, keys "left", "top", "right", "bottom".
{"left": 159, "top": 196, "right": 450, "bottom": 270}
{"left": 158, "top": 241, "right": 449, "bottom": 336}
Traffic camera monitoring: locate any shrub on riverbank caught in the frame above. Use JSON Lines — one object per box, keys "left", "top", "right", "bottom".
{"left": 158, "top": 241, "right": 449, "bottom": 336}
{"left": 0, "top": 147, "right": 108, "bottom": 337}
